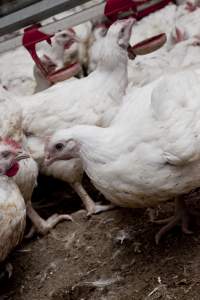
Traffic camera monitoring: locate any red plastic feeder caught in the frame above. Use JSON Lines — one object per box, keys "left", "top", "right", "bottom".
{"left": 23, "top": 24, "right": 81, "bottom": 84}
{"left": 104, "top": 0, "right": 172, "bottom": 22}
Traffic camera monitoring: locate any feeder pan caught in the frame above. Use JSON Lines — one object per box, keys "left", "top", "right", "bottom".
{"left": 23, "top": 24, "right": 81, "bottom": 84}
{"left": 104, "top": 0, "right": 172, "bottom": 22}
{"left": 128, "top": 32, "right": 167, "bottom": 59}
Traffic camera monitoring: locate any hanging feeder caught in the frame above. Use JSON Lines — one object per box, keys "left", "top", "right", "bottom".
{"left": 22, "top": 24, "right": 81, "bottom": 84}
{"left": 128, "top": 32, "right": 167, "bottom": 59}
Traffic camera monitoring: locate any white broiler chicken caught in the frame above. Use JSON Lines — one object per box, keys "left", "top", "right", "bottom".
{"left": 60, "top": 21, "right": 93, "bottom": 77}
{"left": 0, "top": 87, "right": 71, "bottom": 236}
{"left": 0, "top": 141, "right": 29, "bottom": 278}
{"left": 0, "top": 47, "right": 35, "bottom": 96}
{"left": 88, "top": 4, "right": 178, "bottom": 76}
{"left": 34, "top": 29, "right": 79, "bottom": 92}
{"left": 45, "top": 69, "right": 200, "bottom": 244}
{"left": 16, "top": 18, "right": 134, "bottom": 222}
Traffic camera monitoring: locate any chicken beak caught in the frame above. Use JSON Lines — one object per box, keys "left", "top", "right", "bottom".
{"left": 16, "top": 151, "right": 30, "bottom": 161}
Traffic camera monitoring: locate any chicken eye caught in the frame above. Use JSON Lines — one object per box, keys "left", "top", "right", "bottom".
{"left": 55, "top": 143, "right": 64, "bottom": 151}
{"left": 2, "top": 151, "right": 11, "bottom": 159}
{"left": 61, "top": 33, "right": 67, "bottom": 38}
{"left": 121, "top": 27, "right": 125, "bottom": 34}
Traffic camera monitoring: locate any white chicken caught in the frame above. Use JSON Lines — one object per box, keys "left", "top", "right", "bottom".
{"left": 34, "top": 29, "right": 80, "bottom": 93}
{"left": 16, "top": 18, "right": 134, "bottom": 220}
{"left": 88, "top": 4, "right": 177, "bottom": 75}
{"left": 0, "top": 47, "right": 35, "bottom": 96}
{"left": 45, "top": 69, "right": 200, "bottom": 244}
{"left": 0, "top": 87, "right": 71, "bottom": 236}
{"left": 0, "top": 140, "right": 29, "bottom": 278}
{"left": 170, "top": 7, "right": 200, "bottom": 43}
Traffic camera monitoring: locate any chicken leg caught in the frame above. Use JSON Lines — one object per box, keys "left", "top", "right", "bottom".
{"left": 0, "top": 262, "right": 13, "bottom": 284}
{"left": 71, "top": 181, "right": 115, "bottom": 215}
{"left": 154, "top": 197, "right": 193, "bottom": 244}
{"left": 25, "top": 201, "right": 72, "bottom": 238}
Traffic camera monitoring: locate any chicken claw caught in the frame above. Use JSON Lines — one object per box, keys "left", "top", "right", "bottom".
{"left": 71, "top": 182, "right": 96, "bottom": 214}
{"left": 153, "top": 197, "right": 193, "bottom": 244}
{"left": 26, "top": 202, "right": 73, "bottom": 238}
{"left": 89, "top": 202, "right": 116, "bottom": 216}
{"left": 71, "top": 182, "right": 115, "bottom": 216}
{"left": 0, "top": 262, "right": 13, "bottom": 283}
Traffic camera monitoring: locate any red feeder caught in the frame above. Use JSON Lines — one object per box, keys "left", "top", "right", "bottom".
{"left": 104, "top": 0, "right": 172, "bottom": 23}
{"left": 23, "top": 24, "right": 81, "bottom": 84}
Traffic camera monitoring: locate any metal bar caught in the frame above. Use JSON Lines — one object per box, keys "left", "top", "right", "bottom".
{"left": 0, "top": 1, "right": 105, "bottom": 54}
{"left": 0, "top": 0, "right": 41, "bottom": 17}
{"left": 0, "top": 0, "right": 93, "bottom": 36}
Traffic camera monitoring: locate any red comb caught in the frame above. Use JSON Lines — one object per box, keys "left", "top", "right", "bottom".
{"left": 3, "top": 138, "right": 21, "bottom": 149}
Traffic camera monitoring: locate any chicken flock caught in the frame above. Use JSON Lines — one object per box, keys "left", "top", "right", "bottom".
{"left": 1, "top": 0, "right": 200, "bottom": 280}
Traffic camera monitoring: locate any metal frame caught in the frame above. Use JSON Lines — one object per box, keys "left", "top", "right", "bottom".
{"left": 0, "top": 0, "right": 41, "bottom": 17}
{"left": 0, "top": 1, "right": 105, "bottom": 54}
{"left": 0, "top": 0, "right": 96, "bottom": 36}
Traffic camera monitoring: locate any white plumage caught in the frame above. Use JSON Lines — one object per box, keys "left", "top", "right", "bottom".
{"left": 0, "top": 177, "right": 25, "bottom": 263}
{"left": 127, "top": 2, "right": 200, "bottom": 88}
{"left": 45, "top": 69, "right": 200, "bottom": 242}
{"left": 88, "top": 25, "right": 107, "bottom": 72}
{"left": 0, "top": 87, "right": 38, "bottom": 206}
{"left": 0, "top": 86, "right": 70, "bottom": 237}
{"left": 0, "top": 48, "right": 35, "bottom": 96}
{"left": 171, "top": 7, "right": 200, "bottom": 40}
{"left": 129, "top": 4, "right": 178, "bottom": 46}
{"left": 0, "top": 142, "right": 28, "bottom": 265}
{"left": 128, "top": 34, "right": 200, "bottom": 89}
{"left": 34, "top": 29, "right": 80, "bottom": 93}
{"left": 17, "top": 18, "right": 134, "bottom": 215}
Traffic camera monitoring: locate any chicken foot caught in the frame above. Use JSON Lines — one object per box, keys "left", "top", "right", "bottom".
{"left": 25, "top": 201, "right": 73, "bottom": 238}
{"left": 71, "top": 181, "right": 115, "bottom": 215}
{"left": 0, "top": 262, "right": 13, "bottom": 283}
{"left": 153, "top": 197, "right": 193, "bottom": 244}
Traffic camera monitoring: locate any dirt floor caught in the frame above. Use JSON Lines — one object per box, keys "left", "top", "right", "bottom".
{"left": 1, "top": 175, "right": 200, "bottom": 300}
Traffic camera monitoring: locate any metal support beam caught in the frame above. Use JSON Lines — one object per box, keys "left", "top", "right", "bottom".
{"left": 0, "top": 0, "right": 41, "bottom": 17}
{"left": 0, "top": 0, "right": 94, "bottom": 36}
